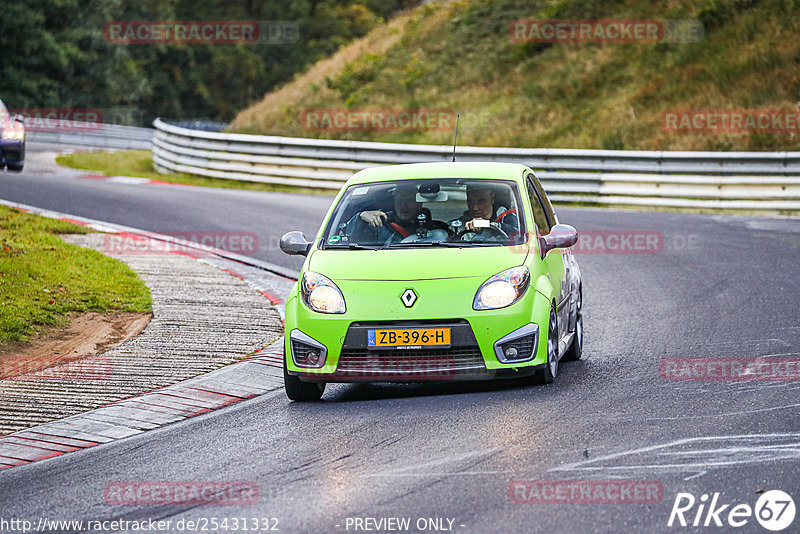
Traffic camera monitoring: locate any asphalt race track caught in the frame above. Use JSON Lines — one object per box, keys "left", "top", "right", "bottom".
{"left": 1, "top": 147, "right": 799, "bottom": 533}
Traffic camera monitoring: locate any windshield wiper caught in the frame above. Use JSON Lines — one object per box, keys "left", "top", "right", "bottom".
{"left": 384, "top": 241, "right": 441, "bottom": 248}
{"left": 384, "top": 241, "right": 499, "bottom": 248}
{"left": 429, "top": 241, "right": 466, "bottom": 247}
{"left": 325, "top": 243, "right": 379, "bottom": 250}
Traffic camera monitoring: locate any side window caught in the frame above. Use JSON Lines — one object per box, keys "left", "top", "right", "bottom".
{"left": 526, "top": 175, "right": 552, "bottom": 235}
{"left": 530, "top": 174, "right": 557, "bottom": 226}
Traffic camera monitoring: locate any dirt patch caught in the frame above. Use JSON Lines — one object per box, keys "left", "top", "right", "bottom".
{"left": 0, "top": 312, "right": 152, "bottom": 379}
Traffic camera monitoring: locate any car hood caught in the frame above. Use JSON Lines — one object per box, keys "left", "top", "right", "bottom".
{"left": 307, "top": 244, "right": 530, "bottom": 282}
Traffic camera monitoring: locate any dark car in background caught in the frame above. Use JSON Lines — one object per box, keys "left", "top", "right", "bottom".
{"left": 0, "top": 99, "right": 25, "bottom": 171}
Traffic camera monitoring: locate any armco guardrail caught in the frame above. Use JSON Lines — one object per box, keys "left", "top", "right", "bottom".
{"left": 152, "top": 118, "right": 800, "bottom": 211}
{"left": 28, "top": 123, "right": 153, "bottom": 150}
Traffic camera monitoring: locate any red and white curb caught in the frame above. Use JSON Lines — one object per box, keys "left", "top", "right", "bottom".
{"left": 78, "top": 173, "right": 192, "bottom": 187}
{"left": 0, "top": 338, "right": 286, "bottom": 470}
{"left": 0, "top": 199, "right": 294, "bottom": 471}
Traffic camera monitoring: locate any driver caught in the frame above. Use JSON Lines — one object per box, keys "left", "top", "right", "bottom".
{"left": 460, "top": 183, "right": 519, "bottom": 235}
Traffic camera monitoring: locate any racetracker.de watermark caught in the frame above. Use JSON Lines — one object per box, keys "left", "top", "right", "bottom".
{"left": 661, "top": 357, "right": 800, "bottom": 382}
{"left": 334, "top": 356, "right": 457, "bottom": 381}
{"left": 9, "top": 108, "right": 103, "bottom": 132}
{"left": 509, "top": 480, "right": 663, "bottom": 504}
{"left": 1, "top": 357, "right": 112, "bottom": 381}
{"left": 104, "top": 20, "right": 298, "bottom": 44}
{"left": 103, "top": 232, "right": 259, "bottom": 256}
{"left": 662, "top": 109, "right": 800, "bottom": 133}
{"left": 104, "top": 481, "right": 259, "bottom": 506}
{"left": 575, "top": 230, "right": 701, "bottom": 254}
{"left": 0, "top": 517, "right": 279, "bottom": 533}
{"left": 510, "top": 230, "right": 700, "bottom": 254}
{"left": 300, "top": 109, "right": 491, "bottom": 132}
{"left": 575, "top": 230, "right": 663, "bottom": 254}
{"left": 509, "top": 19, "right": 703, "bottom": 43}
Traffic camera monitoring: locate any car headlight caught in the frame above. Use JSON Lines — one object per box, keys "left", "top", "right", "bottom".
{"left": 473, "top": 266, "right": 529, "bottom": 310}
{"left": 301, "top": 271, "right": 346, "bottom": 314}
{"left": 1, "top": 129, "right": 24, "bottom": 141}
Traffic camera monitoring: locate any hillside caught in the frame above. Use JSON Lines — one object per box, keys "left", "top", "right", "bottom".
{"left": 229, "top": 0, "right": 800, "bottom": 151}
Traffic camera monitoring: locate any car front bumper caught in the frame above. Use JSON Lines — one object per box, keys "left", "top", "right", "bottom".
{"left": 284, "top": 277, "right": 552, "bottom": 382}
{"left": 0, "top": 139, "right": 25, "bottom": 166}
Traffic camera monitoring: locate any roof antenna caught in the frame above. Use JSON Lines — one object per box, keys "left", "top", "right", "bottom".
{"left": 452, "top": 114, "right": 460, "bottom": 162}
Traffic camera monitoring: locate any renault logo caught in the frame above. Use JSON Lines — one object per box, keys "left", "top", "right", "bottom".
{"left": 400, "top": 288, "right": 418, "bottom": 308}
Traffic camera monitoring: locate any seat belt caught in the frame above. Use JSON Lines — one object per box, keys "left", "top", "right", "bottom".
{"left": 389, "top": 222, "right": 411, "bottom": 238}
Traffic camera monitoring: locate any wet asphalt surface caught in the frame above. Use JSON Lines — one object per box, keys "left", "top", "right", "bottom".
{"left": 1, "top": 147, "right": 799, "bottom": 533}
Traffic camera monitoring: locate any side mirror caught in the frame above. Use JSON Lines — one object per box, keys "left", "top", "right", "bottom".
{"left": 539, "top": 224, "right": 578, "bottom": 259}
{"left": 280, "top": 231, "right": 312, "bottom": 256}
{"left": 12, "top": 114, "right": 24, "bottom": 124}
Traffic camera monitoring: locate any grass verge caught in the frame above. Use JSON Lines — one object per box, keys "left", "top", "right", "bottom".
{"left": 0, "top": 206, "right": 152, "bottom": 342}
{"left": 56, "top": 150, "right": 335, "bottom": 196}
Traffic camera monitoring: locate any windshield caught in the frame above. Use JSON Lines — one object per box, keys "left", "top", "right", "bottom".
{"left": 321, "top": 178, "right": 526, "bottom": 249}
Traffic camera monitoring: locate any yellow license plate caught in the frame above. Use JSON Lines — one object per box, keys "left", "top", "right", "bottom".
{"left": 368, "top": 328, "right": 451, "bottom": 349}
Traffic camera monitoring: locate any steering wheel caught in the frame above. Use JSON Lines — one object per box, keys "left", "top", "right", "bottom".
{"left": 429, "top": 219, "right": 455, "bottom": 234}
{"left": 392, "top": 218, "right": 453, "bottom": 243}
{"left": 456, "top": 224, "right": 509, "bottom": 242}
{"left": 400, "top": 228, "right": 450, "bottom": 243}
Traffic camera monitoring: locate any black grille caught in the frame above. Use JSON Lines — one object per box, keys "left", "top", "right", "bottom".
{"left": 291, "top": 340, "right": 320, "bottom": 366}
{"left": 335, "top": 346, "right": 486, "bottom": 379}
{"left": 497, "top": 334, "right": 535, "bottom": 361}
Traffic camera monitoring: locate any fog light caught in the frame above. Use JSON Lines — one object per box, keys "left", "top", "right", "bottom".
{"left": 494, "top": 323, "right": 539, "bottom": 364}
{"left": 289, "top": 329, "right": 327, "bottom": 368}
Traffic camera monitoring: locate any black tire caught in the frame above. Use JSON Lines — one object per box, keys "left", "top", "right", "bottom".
{"left": 535, "top": 303, "right": 559, "bottom": 384}
{"left": 563, "top": 285, "right": 583, "bottom": 361}
{"left": 283, "top": 347, "right": 325, "bottom": 401}
{"left": 6, "top": 162, "right": 23, "bottom": 172}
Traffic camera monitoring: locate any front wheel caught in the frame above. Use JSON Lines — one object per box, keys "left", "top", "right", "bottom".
{"left": 283, "top": 348, "right": 325, "bottom": 401}
{"left": 535, "top": 304, "right": 559, "bottom": 384}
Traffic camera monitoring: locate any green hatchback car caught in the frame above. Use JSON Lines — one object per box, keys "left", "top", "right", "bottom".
{"left": 280, "top": 162, "right": 582, "bottom": 401}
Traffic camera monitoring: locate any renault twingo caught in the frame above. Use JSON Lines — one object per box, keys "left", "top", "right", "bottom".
{"left": 280, "top": 162, "right": 582, "bottom": 401}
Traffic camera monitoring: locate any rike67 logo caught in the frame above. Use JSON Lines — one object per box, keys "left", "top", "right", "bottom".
{"left": 668, "top": 490, "right": 795, "bottom": 531}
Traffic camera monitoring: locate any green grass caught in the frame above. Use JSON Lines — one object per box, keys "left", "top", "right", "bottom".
{"left": 230, "top": 0, "right": 800, "bottom": 152}
{"left": 56, "top": 150, "right": 335, "bottom": 196}
{"left": 56, "top": 150, "right": 176, "bottom": 182}
{"left": 0, "top": 206, "right": 152, "bottom": 342}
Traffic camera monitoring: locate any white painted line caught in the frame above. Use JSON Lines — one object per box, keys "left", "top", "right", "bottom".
{"left": 550, "top": 433, "right": 800, "bottom": 474}
{"left": 106, "top": 176, "right": 151, "bottom": 185}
